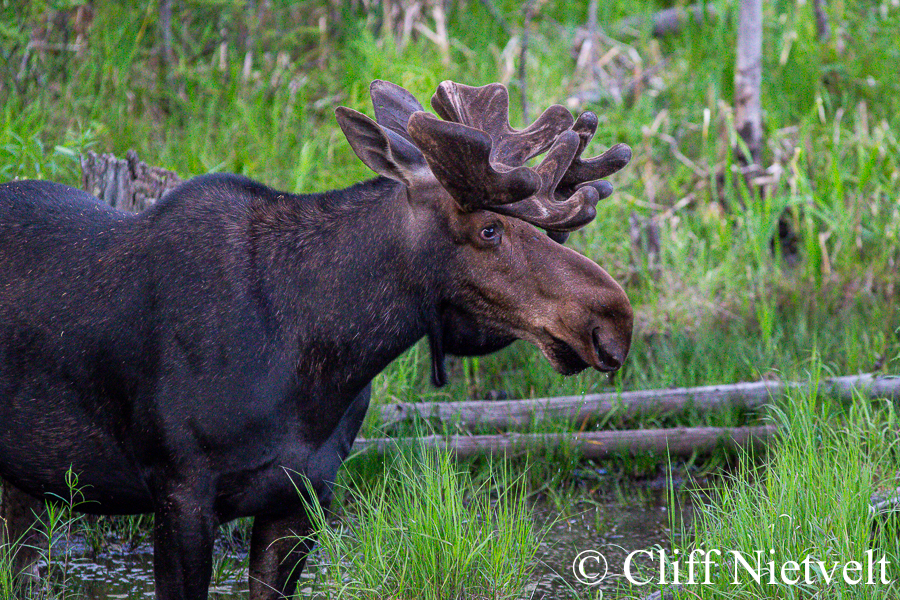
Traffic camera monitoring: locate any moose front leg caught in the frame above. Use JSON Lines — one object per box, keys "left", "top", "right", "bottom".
{"left": 152, "top": 484, "right": 218, "bottom": 600}
{"left": 0, "top": 482, "right": 45, "bottom": 584}
{"left": 247, "top": 387, "right": 370, "bottom": 599}
{"left": 248, "top": 509, "right": 316, "bottom": 600}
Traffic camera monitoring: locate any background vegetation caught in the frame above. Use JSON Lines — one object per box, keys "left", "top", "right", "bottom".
{"left": 2, "top": 0, "right": 900, "bottom": 598}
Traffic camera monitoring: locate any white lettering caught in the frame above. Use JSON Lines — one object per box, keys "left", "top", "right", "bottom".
{"left": 780, "top": 560, "right": 800, "bottom": 585}
{"left": 623, "top": 549, "right": 653, "bottom": 586}
{"left": 843, "top": 561, "right": 863, "bottom": 585}
{"left": 701, "top": 549, "right": 720, "bottom": 584}
{"left": 877, "top": 554, "right": 891, "bottom": 584}
{"left": 730, "top": 551, "right": 764, "bottom": 584}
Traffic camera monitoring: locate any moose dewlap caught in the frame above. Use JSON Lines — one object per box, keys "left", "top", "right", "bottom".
{"left": 0, "top": 79, "right": 632, "bottom": 600}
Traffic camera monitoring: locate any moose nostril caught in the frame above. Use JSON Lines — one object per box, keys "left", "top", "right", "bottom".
{"left": 592, "top": 327, "right": 622, "bottom": 370}
{"left": 600, "top": 348, "right": 622, "bottom": 370}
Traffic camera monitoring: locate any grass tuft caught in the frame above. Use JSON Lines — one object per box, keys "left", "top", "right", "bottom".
{"left": 300, "top": 447, "right": 538, "bottom": 600}
{"left": 653, "top": 382, "right": 900, "bottom": 599}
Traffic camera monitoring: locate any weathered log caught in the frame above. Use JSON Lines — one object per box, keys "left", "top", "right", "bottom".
{"left": 80, "top": 149, "right": 181, "bottom": 212}
{"left": 616, "top": 4, "right": 718, "bottom": 38}
{"left": 870, "top": 487, "right": 900, "bottom": 518}
{"left": 377, "top": 373, "right": 900, "bottom": 431}
{"left": 355, "top": 425, "right": 778, "bottom": 459}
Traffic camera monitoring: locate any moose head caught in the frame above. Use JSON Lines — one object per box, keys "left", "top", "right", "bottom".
{"left": 336, "top": 80, "right": 633, "bottom": 385}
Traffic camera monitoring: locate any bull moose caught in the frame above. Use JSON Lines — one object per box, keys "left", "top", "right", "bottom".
{"left": 0, "top": 80, "right": 633, "bottom": 599}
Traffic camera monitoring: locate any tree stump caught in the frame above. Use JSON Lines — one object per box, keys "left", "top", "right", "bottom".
{"left": 80, "top": 149, "right": 181, "bottom": 212}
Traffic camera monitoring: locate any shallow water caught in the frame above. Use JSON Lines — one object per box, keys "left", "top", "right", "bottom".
{"left": 529, "top": 489, "right": 692, "bottom": 598}
{"left": 55, "top": 488, "right": 688, "bottom": 599}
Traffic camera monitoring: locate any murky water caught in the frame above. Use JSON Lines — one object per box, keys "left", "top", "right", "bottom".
{"left": 47, "top": 540, "right": 249, "bottom": 599}
{"left": 529, "top": 489, "right": 692, "bottom": 598}
{"left": 54, "top": 488, "right": 689, "bottom": 599}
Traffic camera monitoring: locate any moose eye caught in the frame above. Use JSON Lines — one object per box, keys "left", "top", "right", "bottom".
{"left": 480, "top": 225, "right": 500, "bottom": 242}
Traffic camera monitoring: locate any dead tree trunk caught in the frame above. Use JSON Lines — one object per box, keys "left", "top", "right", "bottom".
{"left": 356, "top": 425, "right": 778, "bottom": 459}
{"left": 80, "top": 150, "right": 181, "bottom": 212}
{"left": 813, "top": 0, "right": 830, "bottom": 42}
{"left": 518, "top": 0, "right": 537, "bottom": 122}
{"left": 734, "top": 0, "right": 763, "bottom": 167}
{"left": 159, "top": 0, "right": 174, "bottom": 73}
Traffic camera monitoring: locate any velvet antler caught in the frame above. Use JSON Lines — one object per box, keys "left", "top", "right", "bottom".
{"left": 342, "top": 80, "right": 630, "bottom": 233}
{"left": 408, "top": 81, "right": 631, "bottom": 232}
{"left": 560, "top": 111, "right": 632, "bottom": 194}
{"left": 430, "top": 81, "right": 574, "bottom": 168}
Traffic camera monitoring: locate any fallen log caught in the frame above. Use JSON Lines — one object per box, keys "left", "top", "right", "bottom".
{"left": 377, "top": 373, "right": 900, "bottom": 431}
{"left": 354, "top": 425, "right": 778, "bottom": 460}
{"left": 870, "top": 487, "right": 900, "bottom": 518}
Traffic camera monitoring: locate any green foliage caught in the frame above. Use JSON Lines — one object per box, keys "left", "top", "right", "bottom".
{"left": 651, "top": 383, "right": 900, "bottom": 599}
{"left": 0, "top": 467, "right": 91, "bottom": 599}
{"left": 2, "top": 4, "right": 898, "bottom": 380}
{"left": 300, "top": 448, "right": 538, "bottom": 600}
{"left": 0, "top": 532, "right": 17, "bottom": 600}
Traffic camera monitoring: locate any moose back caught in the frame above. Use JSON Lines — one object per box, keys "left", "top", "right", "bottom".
{"left": 0, "top": 80, "right": 633, "bottom": 599}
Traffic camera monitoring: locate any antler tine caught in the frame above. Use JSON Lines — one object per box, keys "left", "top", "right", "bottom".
{"left": 431, "top": 81, "right": 575, "bottom": 168}
{"left": 559, "top": 111, "right": 632, "bottom": 193}
{"left": 488, "top": 130, "right": 603, "bottom": 232}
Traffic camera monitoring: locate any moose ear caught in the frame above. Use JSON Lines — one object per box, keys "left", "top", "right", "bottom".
{"left": 335, "top": 106, "right": 430, "bottom": 187}
{"left": 370, "top": 80, "right": 425, "bottom": 144}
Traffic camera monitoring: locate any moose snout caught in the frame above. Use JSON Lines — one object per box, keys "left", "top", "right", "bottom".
{"left": 592, "top": 320, "right": 631, "bottom": 372}
{"left": 585, "top": 271, "right": 633, "bottom": 372}
{"left": 520, "top": 227, "right": 634, "bottom": 375}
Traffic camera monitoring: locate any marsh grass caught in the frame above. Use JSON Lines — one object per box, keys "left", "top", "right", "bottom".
{"left": 0, "top": 469, "right": 89, "bottom": 599}
{"left": 636, "top": 382, "right": 900, "bottom": 599}
{"left": 300, "top": 447, "right": 538, "bottom": 600}
{"left": 0, "top": 535, "right": 19, "bottom": 600}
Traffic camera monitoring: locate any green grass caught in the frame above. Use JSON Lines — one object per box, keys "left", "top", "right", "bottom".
{"left": 0, "top": 538, "right": 18, "bottom": 600}
{"left": 2, "top": 4, "right": 899, "bottom": 405}
{"left": 627, "top": 383, "right": 900, "bottom": 599}
{"left": 301, "top": 448, "right": 539, "bottom": 600}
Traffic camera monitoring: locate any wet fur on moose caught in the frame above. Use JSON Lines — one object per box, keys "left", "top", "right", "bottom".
{"left": 0, "top": 80, "right": 632, "bottom": 599}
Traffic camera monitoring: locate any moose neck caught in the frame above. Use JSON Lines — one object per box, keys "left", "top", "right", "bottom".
{"left": 254, "top": 177, "right": 438, "bottom": 398}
